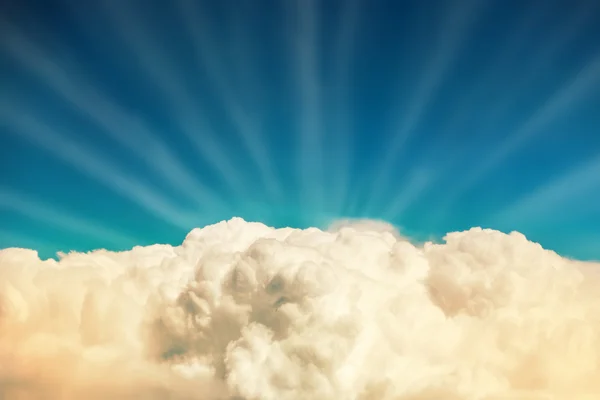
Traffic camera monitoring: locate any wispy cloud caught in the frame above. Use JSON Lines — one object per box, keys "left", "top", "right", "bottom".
{"left": 0, "top": 30, "right": 226, "bottom": 213}
{"left": 0, "top": 189, "right": 142, "bottom": 248}
{"left": 0, "top": 107, "right": 198, "bottom": 231}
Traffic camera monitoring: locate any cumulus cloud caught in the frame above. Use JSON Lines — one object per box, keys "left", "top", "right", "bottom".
{"left": 327, "top": 218, "right": 406, "bottom": 240}
{"left": 1, "top": 217, "right": 600, "bottom": 399}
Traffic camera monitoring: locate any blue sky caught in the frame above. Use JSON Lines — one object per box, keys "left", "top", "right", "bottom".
{"left": 1, "top": 0, "right": 599, "bottom": 260}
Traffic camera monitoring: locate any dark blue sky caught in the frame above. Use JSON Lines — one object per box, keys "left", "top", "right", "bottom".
{"left": 1, "top": 0, "right": 599, "bottom": 260}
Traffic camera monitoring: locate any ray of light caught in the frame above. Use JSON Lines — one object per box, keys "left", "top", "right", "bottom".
{"left": 101, "top": 0, "right": 280, "bottom": 200}
{"left": 380, "top": 168, "right": 435, "bottom": 222}
{"left": 330, "top": 0, "right": 361, "bottom": 217}
{"left": 0, "top": 106, "right": 199, "bottom": 231}
{"left": 227, "top": 0, "right": 265, "bottom": 114}
{"left": 473, "top": 0, "right": 599, "bottom": 136}
{"left": 433, "top": 54, "right": 600, "bottom": 221}
{"left": 362, "top": 0, "right": 486, "bottom": 216}
{"left": 61, "top": 2, "right": 248, "bottom": 202}
{"left": 0, "top": 30, "right": 226, "bottom": 213}
{"left": 290, "top": 0, "right": 324, "bottom": 215}
{"left": 173, "top": 0, "right": 272, "bottom": 201}
{"left": 419, "top": 0, "right": 554, "bottom": 158}
{"left": 489, "top": 153, "right": 600, "bottom": 227}
{"left": 381, "top": 1, "right": 597, "bottom": 223}
{"left": 0, "top": 189, "right": 142, "bottom": 249}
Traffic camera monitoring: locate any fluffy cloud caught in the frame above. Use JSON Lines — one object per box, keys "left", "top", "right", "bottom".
{"left": 1, "top": 218, "right": 599, "bottom": 399}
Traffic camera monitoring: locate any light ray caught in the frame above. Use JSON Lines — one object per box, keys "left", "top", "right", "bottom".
{"left": 380, "top": 168, "right": 435, "bottom": 222}
{"left": 421, "top": 0, "right": 554, "bottom": 157}
{"left": 101, "top": 0, "right": 280, "bottom": 200}
{"left": 330, "top": 0, "right": 361, "bottom": 216}
{"left": 290, "top": 0, "right": 324, "bottom": 215}
{"left": 387, "top": 1, "right": 598, "bottom": 224}
{"left": 174, "top": 0, "right": 276, "bottom": 199}
{"left": 364, "top": 0, "right": 486, "bottom": 215}
{"left": 0, "top": 106, "right": 198, "bottom": 231}
{"left": 0, "top": 30, "right": 226, "bottom": 213}
{"left": 434, "top": 54, "right": 600, "bottom": 219}
{"left": 490, "top": 153, "right": 600, "bottom": 227}
{"left": 378, "top": 0, "right": 592, "bottom": 222}
{"left": 227, "top": 0, "right": 265, "bottom": 114}
{"left": 476, "top": 1, "right": 599, "bottom": 133}
{"left": 0, "top": 189, "right": 143, "bottom": 249}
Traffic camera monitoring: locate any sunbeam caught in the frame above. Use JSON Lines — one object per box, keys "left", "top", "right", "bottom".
{"left": 380, "top": 168, "right": 435, "bottom": 222}
{"left": 0, "top": 189, "right": 141, "bottom": 249}
{"left": 289, "top": 0, "right": 324, "bottom": 217}
{"left": 227, "top": 0, "right": 265, "bottom": 112}
{"left": 363, "top": 0, "right": 486, "bottom": 216}
{"left": 472, "top": 0, "right": 599, "bottom": 141}
{"left": 381, "top": 0, "right": 598, "bottom": 224}
{"left": 0, "top": 107, "right": 200, "bottom": 231}
{"left": 0, "top": 30, "right": 227, "bottom": 213}
{"left": 432, "top": 54, "right": 600, "bottom": 223}
{"left": 490, "top": 153, "right": 600, "bottom": 228}
{"left": 67, "top": 1, "right": 252, "bottom": 202}
{"left": 329, "top": 0, "right": 362, "bottom": 217}
{"left": 416, "top": 0, "right": 556, "bottom": 162}
{"left": 98, "top": 0, "right": 281, "bottom": 201}
{"left": 175, "top": 0, "right": 281, "bottom": 201}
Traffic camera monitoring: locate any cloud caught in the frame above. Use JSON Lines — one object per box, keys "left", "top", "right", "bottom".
{"left": 1, "top": 218, "right": 600, "bottom": 399}
{"left": 326, "top": 217, "right": 406, "bottom": 240}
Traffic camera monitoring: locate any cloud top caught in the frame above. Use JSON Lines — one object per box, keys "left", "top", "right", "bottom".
{"left": 1, "top": 217, "right": 599, "bottom": 399}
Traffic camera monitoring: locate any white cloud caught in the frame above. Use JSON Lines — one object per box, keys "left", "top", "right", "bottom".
{"left": 1, "top": 218, "right": 599, "bottom": 399}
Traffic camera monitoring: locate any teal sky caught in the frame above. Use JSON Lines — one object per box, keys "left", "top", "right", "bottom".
{"left": 1, "top": 0, "right": 599, "bottom": 260}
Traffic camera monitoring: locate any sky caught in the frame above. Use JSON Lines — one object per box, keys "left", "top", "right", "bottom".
{"left": 0, "top": 0, "right": 599, "bottom": 261}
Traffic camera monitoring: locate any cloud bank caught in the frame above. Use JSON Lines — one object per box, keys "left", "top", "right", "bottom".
{"left": 1, "top": 218, "right": 599, "bottom": 399}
